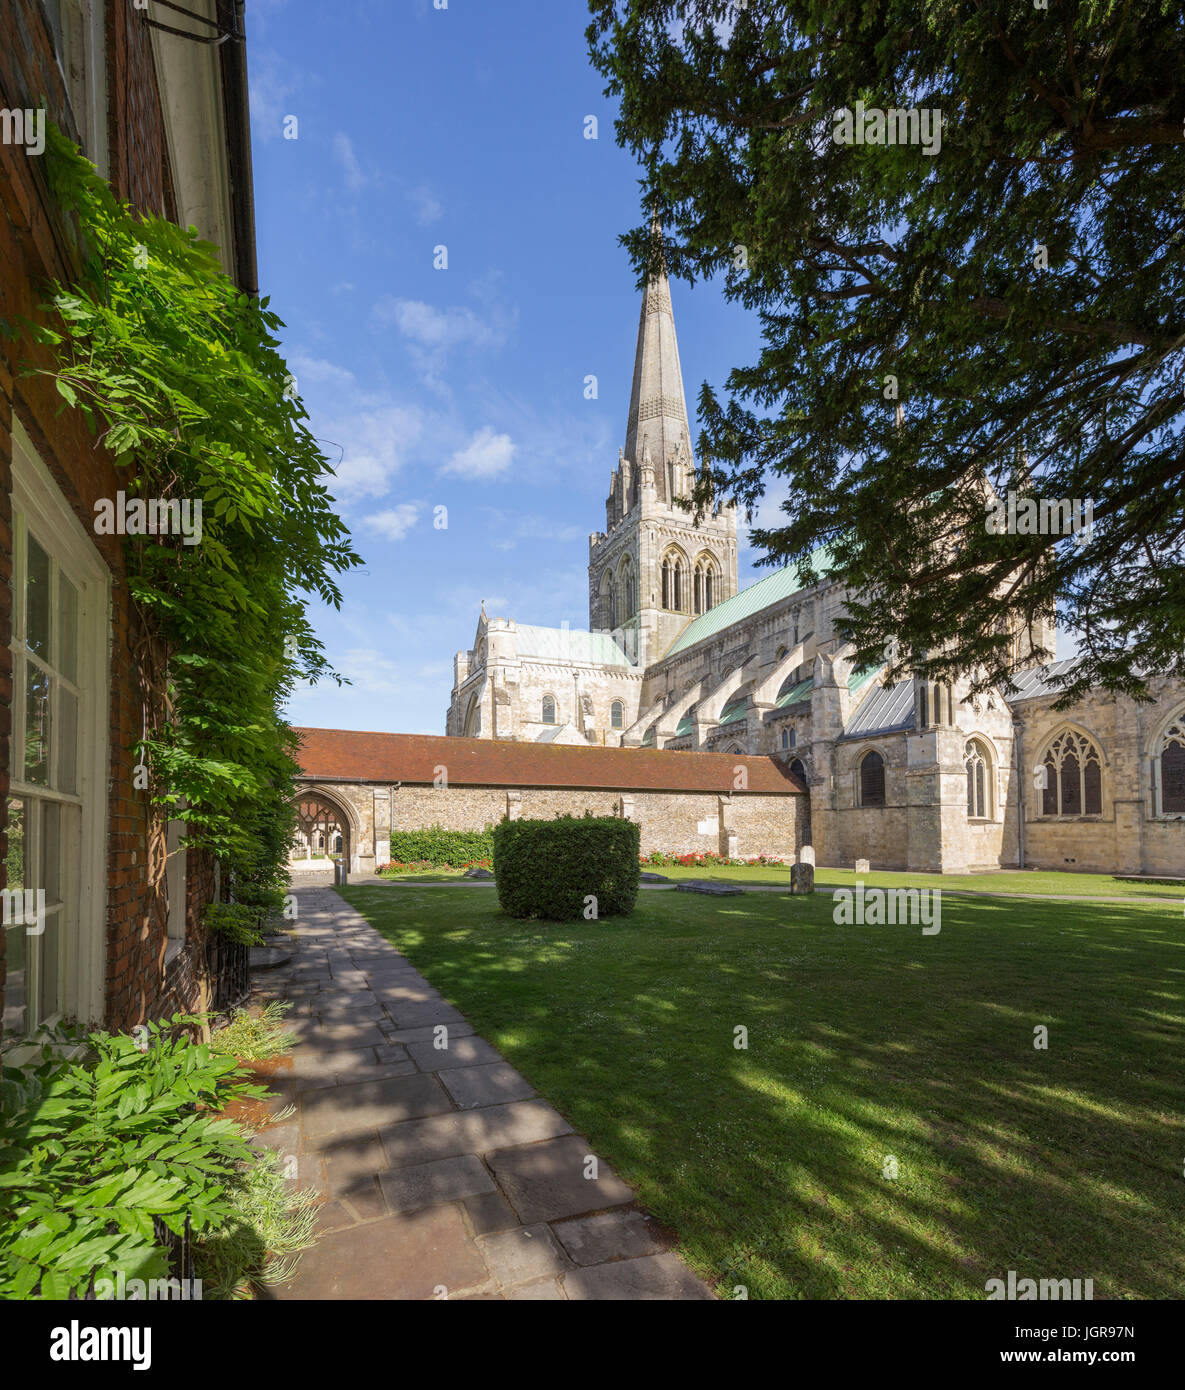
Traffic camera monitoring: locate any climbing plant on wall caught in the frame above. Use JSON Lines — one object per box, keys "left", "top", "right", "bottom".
{"left": 25, "top": 127, "right": 362, "bottom": 902}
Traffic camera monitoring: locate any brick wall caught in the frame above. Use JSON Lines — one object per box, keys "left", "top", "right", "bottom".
{"left": 0, "top": 0, "right": 210, "bottom": 1041}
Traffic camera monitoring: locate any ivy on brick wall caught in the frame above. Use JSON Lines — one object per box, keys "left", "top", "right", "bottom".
{"left": 24, "top": 128, "right": 361, "bottom": 903}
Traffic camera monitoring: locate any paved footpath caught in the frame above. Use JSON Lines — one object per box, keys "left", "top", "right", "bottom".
{"left": 253, "top": 886, "right": 715, "bottom": 1301}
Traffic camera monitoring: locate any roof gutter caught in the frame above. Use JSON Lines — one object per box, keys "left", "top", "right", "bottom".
{"left": 215, "top": 0, "right": 257, "bottom": 295}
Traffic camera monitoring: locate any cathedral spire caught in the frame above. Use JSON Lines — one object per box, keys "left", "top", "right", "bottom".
{"left": 623, "top": 221, "right": 692, "bottom": 500}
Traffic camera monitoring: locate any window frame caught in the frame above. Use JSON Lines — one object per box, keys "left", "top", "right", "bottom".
{"left": 7, "top": 419, "right": 110, "bottom": 1039}
{"left": 1035, "top": 726, "right": 1104, "bottom": 819}
{"left": 964, "top": 738, "right": 993, "bottom": 821}
{"left": 1151, "top": 710, "right": 1185, "bottom": 817}
{"left": 858, "top": 749, "right": 887, "bottom": 808}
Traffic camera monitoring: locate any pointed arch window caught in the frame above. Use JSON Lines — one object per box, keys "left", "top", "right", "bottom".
{"left": 617, "top": 557, "right": 635, "bottom": 623}
{"left": 692, "top": 555, "right": 719, "bottom": 615}
{"left": 859, "top": 750, "right": 886, "bottom": 807}
{"left": 611, "top": 700, "right": 624, "bottom": 730}
{"left": 661, "top": 550, "right": 687, "bottom": 612}
{"left": 1037, "top": 728, "right": 1102, "bottom": 817}
{"left": 541, "top": 694, "right": 557, "bottom": 725}
{"left": 1156, "top": 715, "right": 1185, "bottom": 814}
{"left": 965, "top": 738, "right": 992, "bottom": 819}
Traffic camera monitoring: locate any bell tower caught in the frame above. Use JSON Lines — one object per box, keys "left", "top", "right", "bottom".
{"left": 589, "top": 228, "right": 737, "bottom": 669}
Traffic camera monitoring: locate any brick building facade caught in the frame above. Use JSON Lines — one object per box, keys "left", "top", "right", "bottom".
{"left": 0, "top": 0, "right": 255, "bottom": 1055}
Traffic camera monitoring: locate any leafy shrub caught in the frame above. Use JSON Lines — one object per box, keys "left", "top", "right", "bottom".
{"left": 0, "top": 1016, "right": 267, "bottom": 1299}
{"left": 389, "top": 825, "right": 494, "bottom": 867}
{"left": 205, "top": 901, "right": 266, "bottom": 946}
{"left": 493, "top": 815, "right": 640, "bottom": 920}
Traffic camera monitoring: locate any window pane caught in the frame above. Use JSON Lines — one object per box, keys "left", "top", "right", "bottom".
{"left": 966, "top": 760, "right": 975, "bottom": 816}
{"left": 58, "top": 573, "right": 78, "bottom": 683}
{"left": 976, "top": 762, "right": 986, "bottom": 818}
{"left": 1060, "top": 753, "right": 1082, "bottom": 815}
{"left": 1042, "top": 756, "right": 1058, "bottom": 816}
{"left": 38, "top": 907, "right": 61, "bottom": 1022}
{"left": 6, "top": 796, "right": 25, "bottom": 891}
{"left": 27, "top": 534, "right": 51, "bottom": 658}
{"left": 4, "top": 798, "right": 27, "bottom": 1035}
{"left": 41, "top": 801, "right": 61, "bottom": 906}
{"left": 57, "top": 686, "right": 78, "bottom": 795}
{"left": 24, "top": 663, "right": 51, "bottom": 785}
{"left": 1163, "top": 744, "right": 1185, "bottom": 814}
{"left": 1083, "top": 759, "right": 1102, "bottom": 816}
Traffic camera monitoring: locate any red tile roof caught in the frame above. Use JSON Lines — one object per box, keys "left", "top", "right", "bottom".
{"left": 291, "top": 728, "right": 806, "bottom": 796}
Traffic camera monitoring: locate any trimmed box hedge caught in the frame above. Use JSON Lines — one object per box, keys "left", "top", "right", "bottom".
{"left": 492, "top": 814, "right": 641, "bottom": 921}
{"left": 389, "top": 825, "right": 494, "bottom": 867}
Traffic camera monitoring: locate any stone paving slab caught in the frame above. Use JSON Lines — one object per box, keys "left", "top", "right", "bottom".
{"left": 260, "top": 884, "right": 716, "bottom": 1301}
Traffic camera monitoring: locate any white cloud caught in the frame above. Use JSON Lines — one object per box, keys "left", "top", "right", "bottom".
{"left": 361, "top": 503, "right": 422, "bottom": 541}
{"left": 290, "top": 355, "right": 427, "bottom": 501}
{"left": 442, "top": 426, "right": 516, "bottom": 480}
{"left": 333, "top": 132, "right": 368, "bottom": 192}
{"left": 372, "top": 295, "right": 514, "bottom": 388}
{"left": 409, "top": 184, "right": 443, "bottom": 226}
{"left": 247, "top": 51, "right": 304, "bottom": 142}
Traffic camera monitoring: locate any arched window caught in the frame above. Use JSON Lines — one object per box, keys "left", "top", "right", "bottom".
{"left": 617, "top": 557, "right": 635, "bottom": 623}
{"left": 789, "top": 758, "right": 807, "bottom": 782}
{"left": 610, "top": 700, "right": 624, "bottom": 730}
{"left": 661, "top": 550, "right": 687, "bottom": 612}
{"left": 789, "top": 728, "right": 797, "bottom": 749}
{"left": 776, "top": 645, "right": 788, "bottom": 663}
{"left": 599, "top": 570, "right": 615, "bottom": 629}
{"left": 1157, "top": 714, "right": 1185, "bottom": 814}
{"left": 859, "top": 750, "right": 886, "bottom": 807}
{"left": 1038, "top": 728, "right": 1103, "bottom": 816}
{"left": 692, "top": 555, "right": 719, "bottom": 615}
{"left": 781, "top": 728, "right": 789, "bottom": 749}
{"left": 542, "top": 694, "right": 557, "bottom": 725}
{"left": 965, "top": 738, "right": 991, "bottom": 819}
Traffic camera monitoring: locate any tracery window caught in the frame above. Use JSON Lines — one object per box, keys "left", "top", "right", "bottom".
{"left": 1037, "top": 728, "right": 1102, "bottom": 817}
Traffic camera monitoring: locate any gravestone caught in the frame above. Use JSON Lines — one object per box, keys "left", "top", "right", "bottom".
{"left": 855, "top": 858, "right": 870, "bottom": 875}
{"left": 464, "top": 867, "right": 494, "bottom": 880}
{"left": 789, "top": 862, "right": 814, "bottom": 895}
{"left": 675, "top": 881, "right": 743, "bottom": 897}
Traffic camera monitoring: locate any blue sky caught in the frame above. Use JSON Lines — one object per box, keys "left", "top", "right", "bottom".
{"left": 248, "top": 1, "right": 1072, "bottom": 735}
{"left": 247, "top": 0, "right": 768, "bottom": 735}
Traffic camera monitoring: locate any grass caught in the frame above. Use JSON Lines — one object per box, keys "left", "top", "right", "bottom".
{"left": 208, "top": 1001, "right": 298, "bottom": 1062}
{"left": 647, "top": 863, "right": 1185, "bottom": 900}
{"left": 340, "top": 882, "right": 1184, "bottom": 1300}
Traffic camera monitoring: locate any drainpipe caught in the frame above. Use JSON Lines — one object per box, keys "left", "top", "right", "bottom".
{"left": 215, "top": 0, "right": 258, "bottom": 296}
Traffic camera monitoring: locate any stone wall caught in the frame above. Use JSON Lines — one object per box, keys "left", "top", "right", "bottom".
{"left": 299, "top": 779, "right": 806, "bottom": 863}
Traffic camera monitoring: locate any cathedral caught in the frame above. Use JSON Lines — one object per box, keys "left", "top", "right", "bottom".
{"left": 446, "top": 259, "right": 1185, "bottom": 878}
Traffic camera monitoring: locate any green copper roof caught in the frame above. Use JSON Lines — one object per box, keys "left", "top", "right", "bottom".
{"left": 775, "top": 676, "right": 813, "bottom": 709}
{"left": 717, "top": 695, "right": 750, "bottom": 726}
{"left": 514, "top": 624, "right": 633, "bottom": 667}
{"left": 663, "top": 545, "right": 835, "bottom": 657}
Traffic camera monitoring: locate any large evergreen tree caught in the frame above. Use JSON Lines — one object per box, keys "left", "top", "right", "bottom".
{"left": 587, "top": 0, "right": 1185, "bottom": 701}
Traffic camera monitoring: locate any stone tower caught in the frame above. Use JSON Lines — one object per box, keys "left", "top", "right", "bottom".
{"left": 588, "top": 235, "right": 737, "bottom": 668}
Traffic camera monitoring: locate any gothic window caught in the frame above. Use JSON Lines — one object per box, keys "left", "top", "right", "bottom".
{"left": 617, "top": 557, "right": 635, "bottom": 623}
{"left": 600, "top": 571, "right": 616, "bottom": 629}
{"left": 789, "top": 728, "right": 797, "bottom": 749}
{"left": 692, "top": 554, "right": 719, "bottom": 615}
{"left": 790, "top": 758, "right": 807, "bottom": 782}
{"left": 542, "top": 694, "right": 557, "bottom": 725}
{"left": 776, "top": 645, "right": 788, "bottom": 663}
{"left": 1037, "top": 728, "right": 1103, "bottom": 817}
{"left": 965, "top": 738, "right": 991, "bottom": 819}
{"left": 781, "top": 728, "right": 789, "bottom": 750}
{"left": 1157, "top": 715, "right": 1185, "bottom": 814}
{"left": 661, "top": 549, "right": 687, "bottom": 612}
{"left": 611, "top": 700, "right": 624, "bottom": 730}
{"left": 859, "top": 750, "right": 886, "bottom": 807}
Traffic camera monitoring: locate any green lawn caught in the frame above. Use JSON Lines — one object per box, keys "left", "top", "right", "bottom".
{"left": 650, "top": 863, "right": 1185, "bottom": 900}
{"left": 340, "top": 883, "right": 1184, "bottom": 1300}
